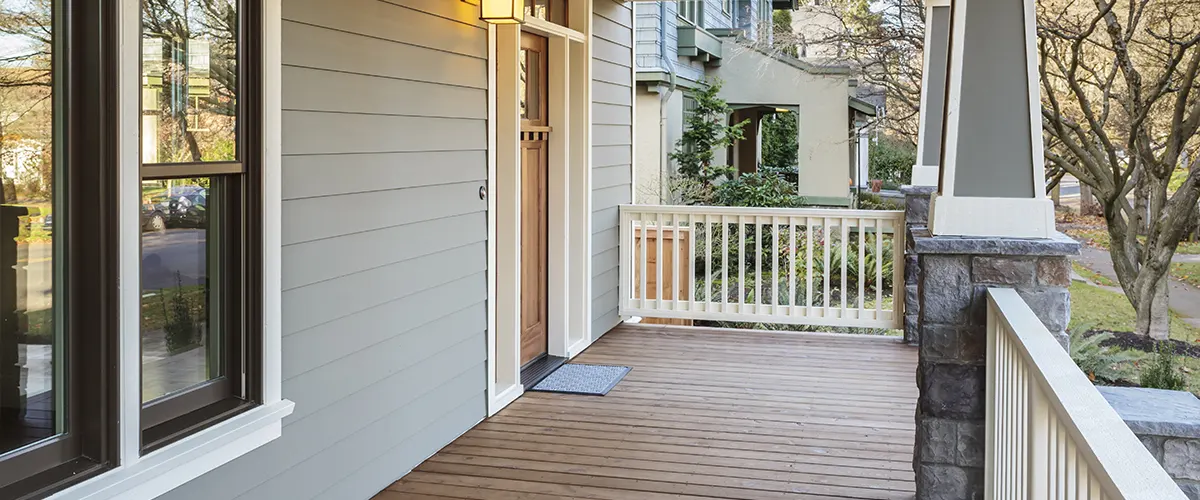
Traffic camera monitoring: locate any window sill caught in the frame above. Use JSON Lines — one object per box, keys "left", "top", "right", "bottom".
{"left": 46, "top": 400, "right": 295, "bottom": 500}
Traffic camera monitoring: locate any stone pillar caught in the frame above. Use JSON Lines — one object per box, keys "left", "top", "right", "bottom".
{"left": 1100, "top": 386, "right": 1200, "bottom": 499}
{"left": 911, "top": 229, "right": 1079, "bottom": 500}
{"left": 901, "top": 185, "right": 935, "bottom": 344}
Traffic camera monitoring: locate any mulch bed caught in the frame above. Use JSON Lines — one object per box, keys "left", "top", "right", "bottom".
{"left": 1092, "top": 330, "right": 1200, "bottom": 358}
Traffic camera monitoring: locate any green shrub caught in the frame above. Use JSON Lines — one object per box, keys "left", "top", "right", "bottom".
{"left": 163, "top": 272, "right": 199, "bottom": 354}
{"left": 713, "top": 172, "right": 804, "bottom": 208}
{"left": 1068, "top": 326, "right": 1139, "bottom": 384}
{"left": 868, "top": 136, "right": 916, "bottom": 187}
{"left": 1140, "top": 341, "right": 1188, "bottom": 391}
{"left": 858, "top": 193, "right": 902, "bottom": 210}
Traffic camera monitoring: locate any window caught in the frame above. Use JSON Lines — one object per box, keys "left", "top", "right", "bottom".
{"left": 524, "top": 0, "right": 567, "bottom": 26}
{"left": 678, "top": 0, "right": 701, "bottom": 26}
{"left": 139, "top": 0, "right": 261, "bottom": 453}
{"left": 0, "top": 0, "right": 119, "bottom": 496}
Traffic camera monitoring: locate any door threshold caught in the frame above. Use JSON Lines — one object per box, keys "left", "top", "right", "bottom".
{"left": 521, "top": 355, "right": 567, "bottom": 388}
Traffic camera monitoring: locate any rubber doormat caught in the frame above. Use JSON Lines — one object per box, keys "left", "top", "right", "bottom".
{"left": 529, "top": 364, "right": 631, "bottom": 396}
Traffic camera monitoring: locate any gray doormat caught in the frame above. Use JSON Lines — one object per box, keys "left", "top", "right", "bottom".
{"left": 529, "top": 364, "right": 631, "bottom": 396}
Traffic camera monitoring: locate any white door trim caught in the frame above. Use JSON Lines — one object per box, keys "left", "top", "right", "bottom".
{"left": 487, "top": 0, "right": 594, "bottom": 416}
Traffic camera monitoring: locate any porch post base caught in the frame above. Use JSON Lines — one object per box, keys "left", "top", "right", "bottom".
{"left": 929, "top": 195, "right": 1056, "bottom": 239}
{"left": 910, "top": 164, "right": 939, "bottom": 188}
{"left": 901, "top": 186, "right": 936, "bottom": 345}
{"left": 910, "top": 228, "right": 1078, "bottom": 500}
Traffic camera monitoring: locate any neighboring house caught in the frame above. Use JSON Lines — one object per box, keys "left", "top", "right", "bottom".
{"left": 634, "top": 0, "right": 876, "bottom": 207}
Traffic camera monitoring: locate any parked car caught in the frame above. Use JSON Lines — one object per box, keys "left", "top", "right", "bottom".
{"left": 142, "top": 201, "right": 166, "bottom": 233}
{"left": 166, "top": 186, "right": 207, "bottom": 228}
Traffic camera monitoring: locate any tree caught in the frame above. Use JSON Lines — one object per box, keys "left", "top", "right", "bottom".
{"left": 669, "top": 79, "right": 747, "bottom": 187}
{"left": 761, "top": 111, "right": 798, "bottom": 171}
{"left": 1039, "top": 0, "right": 1200, "bottom": 338}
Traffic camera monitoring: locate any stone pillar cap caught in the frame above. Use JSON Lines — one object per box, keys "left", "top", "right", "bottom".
{"left": 910, "top": 227, "right": 1080, "bottom": 256}
{"left": 1098, "top": 386, "right": 1200, "bottom": 439}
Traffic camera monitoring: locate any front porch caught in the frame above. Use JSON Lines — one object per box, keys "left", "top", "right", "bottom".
{"left": 378, "top": 324, "right": 918, "bottom": 500}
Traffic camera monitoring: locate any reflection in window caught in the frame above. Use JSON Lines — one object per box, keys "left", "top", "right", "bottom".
{"left": 140, "top": 177, "right": 222, "bottom": 402}
{"left": 0, "top": 0, "right": 61, "bottom": 455}
{"left": 142, "top": 0, "right": 237, "bottom": 164}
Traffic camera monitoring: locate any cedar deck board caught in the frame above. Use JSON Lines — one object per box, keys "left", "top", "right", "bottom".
{"left": 379, "top": 324, "right": 917, "bottom": 499}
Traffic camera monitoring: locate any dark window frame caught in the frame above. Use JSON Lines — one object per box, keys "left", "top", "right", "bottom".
{"left": 0, "top": 0, "right": 121, "bottom": 496}
{"left": 137, "top": 0, "right": 263, "bottom": 454}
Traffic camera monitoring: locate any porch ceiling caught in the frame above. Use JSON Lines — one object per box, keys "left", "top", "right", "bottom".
{"left": 376, "top": 324, "right": 918, "bottom": 499}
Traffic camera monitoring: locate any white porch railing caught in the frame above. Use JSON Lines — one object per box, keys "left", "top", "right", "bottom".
{"left": 618, "top": 205, "right": 904, "bottom": 329}
{"left": 985, "top": 288, "right": 1187, "bottom": 500}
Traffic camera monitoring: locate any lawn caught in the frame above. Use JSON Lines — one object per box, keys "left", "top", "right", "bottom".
{"left": 1171, "top": 262, "right": 1200, "bottom": 289}
{"left": 1072, "top": 261, "right": 1115, "bottom": 287}
{"left": 1066, "top": 226, "right": 1200, "bottom": 254}
{"left": 1070, "top": 280, "right": 1199, "bottom": 393}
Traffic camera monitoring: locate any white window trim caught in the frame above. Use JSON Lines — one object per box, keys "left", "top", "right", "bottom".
{"left": 47, "top": 0, "right": 293, "bottom": 497}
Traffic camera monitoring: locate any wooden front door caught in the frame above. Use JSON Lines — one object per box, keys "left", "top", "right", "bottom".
{"left": 519, "top": 32, "right": 549, "bottom": 367}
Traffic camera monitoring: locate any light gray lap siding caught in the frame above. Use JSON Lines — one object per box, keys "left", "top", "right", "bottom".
{"left": 161, "top": 0, "right": 488, "bottom": 499}
{"left": 592, "top": 0, "right": 634, "bottom": 338}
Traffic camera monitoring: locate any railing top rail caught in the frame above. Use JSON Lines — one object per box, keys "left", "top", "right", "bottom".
{"left": 987, "top": 288, "right": 1187, "bottom": 500}
{"left": 618, "top": 204, "right": 905, "bottom": 220}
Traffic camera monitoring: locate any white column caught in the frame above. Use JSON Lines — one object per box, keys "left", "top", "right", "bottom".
{"left": 928, "top": 0, "right": 1054, "bottom": 238}
{"left": 909, "top": 0, "right": 951, "bottom": 187}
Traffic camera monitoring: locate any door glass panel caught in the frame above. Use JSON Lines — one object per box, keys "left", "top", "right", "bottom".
{"left": 520, "top": 48, "right": 541, "bottom": 122}
{"left": 0, "top": 0, "right": 61, "bottom": 455}
{"left": 140, "top": 177, "right": 223, "bottom": 402}
{"left": 142, "top": 0, "right": 238, "bottom": 164}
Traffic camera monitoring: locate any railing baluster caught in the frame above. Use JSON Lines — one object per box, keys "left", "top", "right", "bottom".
{"left": 755, "top": 216, "right": 762, "bottom": 309}
{"left": 878, "top": 217, "right": 888, "bottom": 316}
{"left": 840, "top": 218, "right": 848, "bottom": 319}
{"left": 739, "top": 216, "right": 746, "bottom": 308}
{"left": 772, "top": 218, "right": 779, "bottom": 312}
{"left": 686, "top": 212, "right": 694, "bottom": 313}
{"left": 657, "top": 208, "right": 667, "bottom": 309}
{"left": 788, "top": 217, "right": 797, "bottom": 316}
{"left": 857, "top": 217, "right": 865, "bottom": 314}
{"left": 705, "top": 214, "right": 711, "bottom": 308}
{"left": 672, "top": 212, "right": 680, "bottom": 310}
{"left": 639, "top": 211, "right": 648, "bottom": 311}
{"left": 806, "top": 219, "right": 813, "bottom": 317}
{"left": 823, "top": 217, "right": 830, "bottom": 316}
{"left": 715, "top": 215, "right": 724, "bottom": 309}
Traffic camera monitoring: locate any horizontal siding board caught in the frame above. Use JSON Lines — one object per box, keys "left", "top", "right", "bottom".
{"left": 376, "top": 0, "right": 488, "bottom": 29}
{"left": 311, "top": 394, "right": 485, "bottom": 500}
{"left": 592, "top": 206, "right": 620, "bottom": 235}
{"left": 282, "top": 111, "right": 486, "bottom": 156}
{"left": 282, "top": 66, "right": 486, "bottom": 119}
{"left": 283, "top": 181, "right": 484, "bottom": 245}
{"left": 592, "top": 226, "right": 619, "bottom": 256}
{"left": 592, "top": 58, "right": 633, "bottom": 86}
{"left": 592, "top": 183, "right": 633, "bottom": 210}
{"left": 245, "top": 362, "right": 485, "bottom": 500}
{"left": 285, "top": 0, "right": 487, "bottom": 59}
{"left": 593, "top": 124, "right": 633, "bottom": 146}
{"left": 284, "top": 313, "right": 484, "bottom": 425}
{"left": 592, "top": 247, "right": 619, "bottom": 276}
{"left": 282, "top": 150, "right": 485, "bottom": 200}
{"left": 283, "top": 241, "right": 485, "bottom": 335}
{"left": 593, "top": 144, "right": 632, "bottom": 167}
{"left": 593, "top": 102, "right": 632, "bottom": 126}
{"left": 282, "top": 21, "right": 486, "bottom": 89}
{"left": 592, "top": 266, "right": 618, "bottom": 297}
{"left": 593, "top": 80, "right": 633, "bottom": 105}
{"left": 593, "top": 164, "right": 631, "bottom": 190}
{"left": 168, "top": 329, "right": 484, "bottom": 500}
{"left": 283, "top": 274, "right": 485, "bottom": 381}
{"left": 593, "top": 37, "right": 633, "bottom": 66}
{"left": 283, "top": 212, "right": 485, "bottom": 290}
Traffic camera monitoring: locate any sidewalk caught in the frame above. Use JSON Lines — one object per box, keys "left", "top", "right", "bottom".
{"left": 1076, "top": 245, "right": 1200, "bottom": 328}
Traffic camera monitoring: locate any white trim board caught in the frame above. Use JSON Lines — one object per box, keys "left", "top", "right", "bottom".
{"left": 487, "top": 0, "right": 595, "bottom": 416}
{"left": 929, "top": 195, "right": 1055, "bottom": 239}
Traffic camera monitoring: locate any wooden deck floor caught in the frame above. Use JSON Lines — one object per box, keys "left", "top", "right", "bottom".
{"left": 377, "top": 324, "right": 918, "bottom": 500}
